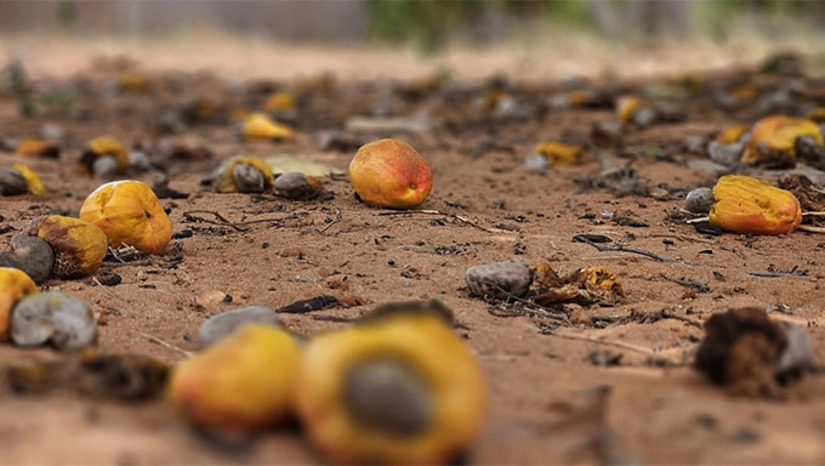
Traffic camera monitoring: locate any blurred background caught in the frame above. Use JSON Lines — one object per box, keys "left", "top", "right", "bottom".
{"left": 1, "top": 0, "right": 825, "bottom": 81}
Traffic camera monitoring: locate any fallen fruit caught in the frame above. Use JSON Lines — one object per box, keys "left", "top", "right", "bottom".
{"left": 0, "top": 267, "right": 38, "bottom": 342}
{"left": 263, "top": 91, "right": 297, "bottom": 112}
{"left": 198, "top": 305, "right": 282, "bottom": 349}
{"left": 20, "top": 215, "right": 109, "bottom": 279}
{"left": 205, "top": 156, "right": 275, "bottom": 194}
{"left": 708, "top": 175, "right": 802, "bottom": 235}
{"left": 535, "top": 142, "right": 583, "bottom": 167}
{"left": 349, "top": 138, "right": 433, "bottom": 209}
{"left": 167, "top": 324, "right": 301, "bottom": 433}
{"left": 616, "top": 95, "right": 654, "bottom": 128}
{"left": 79, "top": 180, "right": 172, "bottom": 254}
{"left": 465, "top": 260, "right": 534, "bottom": 298}
{"left": 79, "top": 136, "right": 130, "bottom": 178}
{"left": 741, "top": 115, "right": 823, "bottom": 168}
{"left": 294, "top": 300, "right": 486, "bottom": 465}
{"left": 241, "top": 112, "right": 294, "bottom": 141}
{"left": 10, "top": 164, "right": 45, "bottom": 195}
{"left": 10, "top": 291, "right": 97, "bottom": 351}
{"left": 14, "top": 137, "right": 60, "bottom": 158}
{"left": 716, "top": 124, "right": 750, "bottom": 144}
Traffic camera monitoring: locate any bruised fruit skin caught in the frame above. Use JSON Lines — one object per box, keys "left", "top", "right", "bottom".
{"left": 295, "top": 301, "right": 486, "bottom": 465}
{"left": 709, "top": 175, "right": 802, "bottom": 235}
{"left": 167, "top": 324, "right": 301, "bottom": 433}
{"left": 0, "top": 267, "right": 38, "bottom": 342}
{"left": 79, "top": 180, "right": 172, "bottom": 255}
{"left": 349, "top": 139, "right": 433, "bottom": 209}
{"left": 22, "top": 215, "right": 109, "bottom": 278}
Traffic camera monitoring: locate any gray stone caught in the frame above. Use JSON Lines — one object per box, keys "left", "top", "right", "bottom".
{"left": 777, "top": 321, "right": 815, "bottom": 375}
{"left": 685, "top": 187, "right": 714, "bottom": 214}
{"left": 11, "top": 292, "right": 97, "bottom": 351}
{"left": 465, "top": 260, "right": 534, "bottom": 298}
{"left": 198, "top": 305, "right": 281, "bottom": 348}
{"left": 523, "top": 154, "right": 550, "bottom": 173}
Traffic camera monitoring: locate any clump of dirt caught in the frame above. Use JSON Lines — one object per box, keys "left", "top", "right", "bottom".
{"left": 694, "top": 307, "right": 815, "bottom": 397}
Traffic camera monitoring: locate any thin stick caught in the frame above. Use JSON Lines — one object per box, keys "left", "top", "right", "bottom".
{"left": 576, "top": 236, "right": 697, "bottom": 266}
{"left": 797, "top": 225, "right": 825, "bottom": 234}
{"left": 91, "top": 276, "right": 120, "bottom": 300}
{"left": 549, "top": 332, "right": 683, "bottom": 366}
{"left": 685, "top": 216, "right": 711, "bottom": 224}
{"left": 376, "top": 209, "right": 500, "bottom": 233}
{"left": 661, "top": 310, "right": 704, "bottom": 329}
{"left": 801, "top": 211, "right": 825, "bottom": 217}
{"left": 140, "top": 332, "right": 194, "bottom": 358}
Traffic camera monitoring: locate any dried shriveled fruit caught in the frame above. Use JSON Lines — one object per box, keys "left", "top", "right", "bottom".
{"left": 206, "top": 156, "right": 275, "bottom": 194}
{"left": 10, "top": 291, "right": 97, "bottom": 351}
{"left": 708, "top": 175, "right": 802, "bottom": 235}
{"left": 535, "top": 142, "right": 583, "bottom": 167}
{"left": 79, "top": 136, "right": 130, "bottom": 178}
{"left": 14, "top": 137, "right": 60, "bottom": 158}
{"left": 22, "top": 215, "right": 109, "bottom": 278}
{"left": 349, "top": 139, "right": 433, "bottom": 209}
{"left": 79, "top": 180, "right": 172, "bottom": 254}
{"left": 241, "top": 112, "right": 294, "bottom": 141}
{"left": 532, "top": 264, "right": 624, "bottom": 306}
{"left": 167, "top": 324, "right": 301, "bottom": 433}
{"left": 741, "top": 115, "right": 823, "bottom": 168}
{"left": 0, "top": 267, "right": 38, "bottom": 342}
{"left": 295, "top": 300, "right": 486, "bottom": 465}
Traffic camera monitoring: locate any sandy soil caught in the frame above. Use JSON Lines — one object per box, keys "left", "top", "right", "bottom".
{"left": 1, "top": 37, "right": 825, "bottom": 464}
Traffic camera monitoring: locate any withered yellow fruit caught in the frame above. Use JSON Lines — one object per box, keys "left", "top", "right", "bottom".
{"left": 0, "top": 267, "right": 37, "bottom": 342}
{"left": 167, "top": 324, "right": 301, "bottom": 432}
{"left": 214, "top": 156, "right": 275, "bottom": 194}
{"left": 79, "top": 136, "right": 130, "bottom": 176}
{"left": 535, "top": 142, "right": 583, "bottom": 167}
{"left": 741, "top": 115, "right": 823, "bottom": 168}
{"left": 349, "top": 139, "right": 433, "bottom": 210}
{"left": 241, "top": 112, "right": 294, "bottom": 141}
{"left": 22, "top": 215, "right": 108, "bottom": 278}
{"left": 295, "top": 300, "right": 486, "bottom": 465}
{"left": 709, "top": 175, "right": 802, "bottom": 235}
{"left": 79, "top": 180, "right": 172, "bottom": 255}
{"left": 11, "top": 164, "right": 45, "bottom": 195}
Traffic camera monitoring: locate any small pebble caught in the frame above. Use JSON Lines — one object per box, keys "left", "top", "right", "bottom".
{"left": 198, "top": 305, "right": 281, "bottom": 348}
{"left": 685, "top": 187, "right": 714, "bottom": 214}
{"left": 777, "top": 321, "right": 815, "bottom": 376}
{"left": 273, "top": 171, "right": 321, "bottom": 199}
{"left": 523, "top": 154, "right": 550, "bottom": 173}
{"left": 707, "top": 141, "right": 743, "bottom": 166}
{"left": 10, "top": 292, "right": 97, "bottom": 351}
{"left": 465, "top": 260, "right": 534, "bottom": 298}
